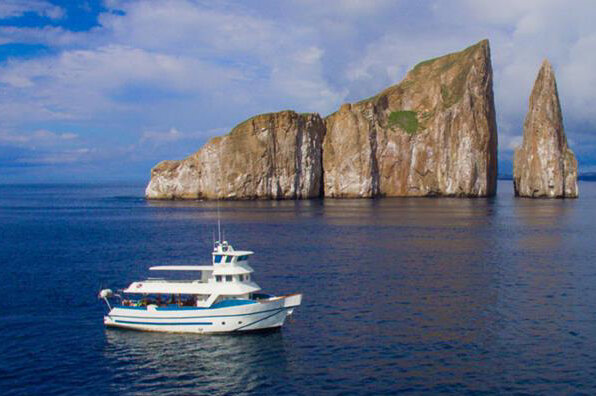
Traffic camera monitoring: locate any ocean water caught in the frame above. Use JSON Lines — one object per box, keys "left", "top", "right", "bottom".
{"left": 1, "top": 180, "right": 596, "bottom": 395}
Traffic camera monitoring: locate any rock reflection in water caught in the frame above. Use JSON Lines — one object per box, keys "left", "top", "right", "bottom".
{"left": 513, "top": 199, "right": 572, "bottom": 252}
{"left": 104, "top": 329, "right": 289, "bottom": 395}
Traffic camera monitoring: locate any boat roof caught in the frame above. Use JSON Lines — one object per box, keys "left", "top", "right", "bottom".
{"left": 150, "top": 265, "right": 212, "bottom": 271}
{"left": 212, "top": 250, "right": 253, "bottom": 256}
{"left": 149, "top": 264, "right": 253, "bottom": 275}
{"left": 123, "top": 280, "right": 260, "bottom": 295}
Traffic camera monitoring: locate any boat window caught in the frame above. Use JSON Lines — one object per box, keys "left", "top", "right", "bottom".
{"left": 238, "top": 255, "right": 248, "bottom": 261}
{"left": 216, "top": 275, "right": 222, "bottom": 282}
{"left": 214, "top": 255, "right": 223, "bottom": 263}
{"left": 245, "top": 275, "right": 250, "bottom": 281}
{"left": 225, "top": 275, "right": 233, "bottom": 282}
{"left": 239, "top": 275, "right": 244, "bottom": 281}
{"left": 182, "top": 295, "right": 196, "bottom": 307}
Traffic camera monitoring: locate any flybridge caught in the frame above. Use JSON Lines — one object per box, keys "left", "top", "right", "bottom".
{"left": 148, "top": 240, "right": 255, "bottom": 271}
{"left": 149, "top": 265, "right": 212, "bottom": 271}
{"left": 212, "top": 241, "right": 254, "bottom": 264}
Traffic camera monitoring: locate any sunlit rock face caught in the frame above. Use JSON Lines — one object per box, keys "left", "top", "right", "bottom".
{"left": 323, "top": 39, "right": 498, "bottom": 197}
{"left": 513, "top": 60, "right": 578, "bottom": 198}
{"left": 145, "top": 111, "right": 325, "bottom": 199}
{"left": 146, "top": 40, "right": 499, "bottom": 200}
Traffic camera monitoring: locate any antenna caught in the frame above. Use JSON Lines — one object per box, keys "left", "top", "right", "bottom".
{"left": 217, "top": 201, "right": 222, "bottom": 243}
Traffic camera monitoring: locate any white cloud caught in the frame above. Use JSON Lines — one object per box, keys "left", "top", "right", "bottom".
{"left": 17, "top": 148, "right": 93, "bottom": 165}
{"left": 287, "top": 0, "right": 397, "bottom": 18}
{"left": 60, "top": 132, "right": 78, "bottom": 140}
{"left": 0, "top": 25, "right": 88, "bottom": 47}
{"left": 0, "top": 0, "right": 347, "bottom": 124}
{"left": 0, "top": 129, "right": 78, "bottom": 145}
{"left": 502, "top": 135, "right": 523, "bottom": 151}
{"left": 0, "top": 0, "right": 64, "bottom": 20}
{"left": 141, "top": 127, "right": 182, "bottom": 143}
{"left": 140, "top": 127, "right": 229, "bottom": 144}
{"left": 0, "top": 44, "right": 246, "bottom": 122}
{"left": 1, "top": 0, "right": 596, "bottom": 178}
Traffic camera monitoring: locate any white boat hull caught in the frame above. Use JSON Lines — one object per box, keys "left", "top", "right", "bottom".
{"left": 103, "top": 294, "right": 302, "bottom": 333}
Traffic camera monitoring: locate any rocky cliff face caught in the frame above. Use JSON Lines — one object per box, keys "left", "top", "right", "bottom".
{"left": 146, "top": 111, "right": 325, "bottom": 199}
{"left": 513, "top": 60, "right": 578, "bottom": 198}
{"left": 146, "top": 40, "right": 498, "bottom": 200}
{"left": 323, "top": 39, "right": 497, "bottom": 197}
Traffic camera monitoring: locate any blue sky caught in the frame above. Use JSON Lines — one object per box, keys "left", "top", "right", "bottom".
{"left": 1, "top": 0, "right": 595, "bottom": 183}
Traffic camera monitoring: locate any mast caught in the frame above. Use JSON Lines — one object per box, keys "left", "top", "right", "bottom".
{"left": 217, "top": 202, "right": 222, "bottom": 243}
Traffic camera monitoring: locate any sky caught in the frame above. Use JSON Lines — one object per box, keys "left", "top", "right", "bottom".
{"left": 0, "top": 0, "right": 595, "bottom": 183}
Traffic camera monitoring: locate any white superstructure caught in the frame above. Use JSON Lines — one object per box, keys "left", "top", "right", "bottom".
{"left": 99, "top": 240, "right": 302, "bottom": 333}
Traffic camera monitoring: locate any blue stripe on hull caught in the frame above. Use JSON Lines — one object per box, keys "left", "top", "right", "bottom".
{"left": 114, "top": 320, "right": 212, "bottom": 326}
{"left": 234, "top": 309, "right": 286, "bottom": 331}
{"left": 109, "top": 306, "right": 293, "bottom": 320}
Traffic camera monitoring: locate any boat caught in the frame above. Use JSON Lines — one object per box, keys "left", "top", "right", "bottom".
{"left": 98, "top": 239, "right": 302, "bottom": 333}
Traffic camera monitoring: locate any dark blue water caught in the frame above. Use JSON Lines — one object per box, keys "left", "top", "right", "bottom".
{"left": 1, "top": 181, "right": 596, "bottom": 395}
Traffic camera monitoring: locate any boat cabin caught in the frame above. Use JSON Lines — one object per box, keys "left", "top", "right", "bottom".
{"left": 116, "top": 241, "right": 265, "bottom": 308}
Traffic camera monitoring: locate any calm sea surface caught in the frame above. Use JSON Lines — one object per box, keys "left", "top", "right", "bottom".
{"left": 1, "top": 181, "right": 596, "bottom": 395}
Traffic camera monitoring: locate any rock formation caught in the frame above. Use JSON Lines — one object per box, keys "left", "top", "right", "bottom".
{"left": 323, "top": 39, "right": 497, "bottom": 197}
{"left": 146, "top": 40, "right": 498, "bottom": 200}
{"left": 146, "top": 111, "right": 325, "bottom": 199}
{"left": 513, "top": 60, "right": 578, "bottom": 198}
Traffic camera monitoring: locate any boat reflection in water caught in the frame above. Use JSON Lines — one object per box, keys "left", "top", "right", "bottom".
{"left": 104, "top": 328, "right": 290, "bottom": 394}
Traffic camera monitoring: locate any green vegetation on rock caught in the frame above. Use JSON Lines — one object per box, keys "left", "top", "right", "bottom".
{"left": 388, "top": 111, "right": 419, "bottom": 134}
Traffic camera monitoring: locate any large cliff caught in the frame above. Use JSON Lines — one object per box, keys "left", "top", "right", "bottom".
{"left": 146, "top": 111, "right": 325, "bottom": 199}
{"left": 146, "top": 40, "right": 498, "bottom": 200}
{"left": 513, "top": 60, "right": 578, "bottom": 198}
{"left": 323, "top": 39, "right": 497, "bottom": 197}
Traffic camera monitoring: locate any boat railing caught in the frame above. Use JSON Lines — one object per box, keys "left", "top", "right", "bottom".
{"left": 121, "top": 295, "right": 206, "bottom": 308}
{"left": 142, "top": 279, "right": 201, "bottom": 284}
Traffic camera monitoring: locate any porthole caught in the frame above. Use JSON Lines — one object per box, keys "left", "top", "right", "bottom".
{"left": 222, "top": 321, "right": 226, "bottom": 325}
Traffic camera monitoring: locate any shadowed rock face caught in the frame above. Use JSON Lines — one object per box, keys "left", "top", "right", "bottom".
{"left": 146, "top": 40, "right": 499, "bottom": 200}
{"left": 323, "top": 39, "right": 498, "bottom": 197}
{"left": 146, "top": 111, "right": 325, "bottom": 199}
{"left": 513, "top": 60, "right": 578, "bottom": 198}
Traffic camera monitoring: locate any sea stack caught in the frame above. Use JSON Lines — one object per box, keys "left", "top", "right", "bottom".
{"left": 146, "top": 40, "right": 498, "bottom": 200}
{"left": 513, "top": 60, "right": 578, "bottom": 198}
{"left": 146, "top": 111, "right": 325, "bottom": 199}
{"left": 323, "top": 39, "right": 497, "bottom": 197}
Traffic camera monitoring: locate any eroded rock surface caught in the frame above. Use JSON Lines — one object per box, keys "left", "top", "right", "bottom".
{"left": 146, "top": 111, "right": 325, "bottom": 199}
{"left": 513, "top": 60, "right": 578, "bottom": 198}
{"left": 146, "top": 40, "right": 499, "bottom": 199}
{"left": 323, "top": 39, "right": 498, "bottom": 197}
